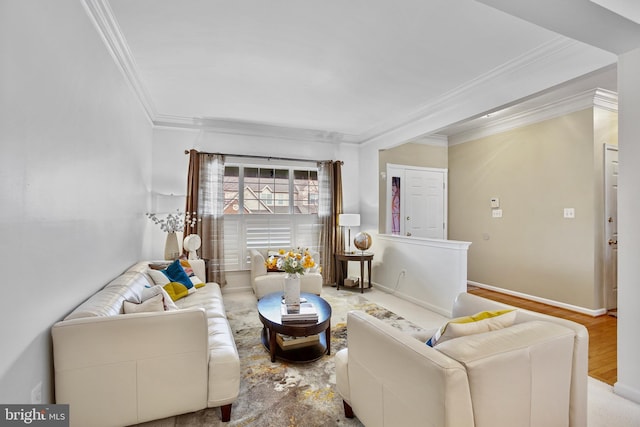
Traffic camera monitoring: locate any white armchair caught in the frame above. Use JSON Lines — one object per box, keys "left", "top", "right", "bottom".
{"left": 249, "top": 249, "right": 323, "bottom": 299}
{"left": 336, "top": 292, "right": 588, "bottom": 427}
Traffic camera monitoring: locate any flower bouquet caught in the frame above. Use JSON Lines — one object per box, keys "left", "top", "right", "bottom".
{"left": 266, "top": 247, "right": 316, "bottom": 276}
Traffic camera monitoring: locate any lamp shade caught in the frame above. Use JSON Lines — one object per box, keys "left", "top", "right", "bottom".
{"left": 338, "top": 214, "right": 360, "bottom": 227}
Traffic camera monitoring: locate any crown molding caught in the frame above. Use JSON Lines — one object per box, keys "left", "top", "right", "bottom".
{"left": 82, "top": 0, "right": 360, "bottom": 144}
{"left": 358, "top": 37, "right": 588, "bottom": 144}
{"left": 155, "top": 115, "right": 361, "bottom": 144}
{"left": 82, "top": 0, "right": 158, "bottom": 124}
{"left": 593, "top": 88, "right": 619, "bottom": 112}
{"left": 83, "top": 3, "right": 615, "bottom": 146}
{"left": 447, "top": 88, "right": 618, "bottom": 145}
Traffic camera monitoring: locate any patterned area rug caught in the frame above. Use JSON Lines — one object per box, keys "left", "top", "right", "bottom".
{"left": 136, "top": 290, "right": 425, "bottom": 427}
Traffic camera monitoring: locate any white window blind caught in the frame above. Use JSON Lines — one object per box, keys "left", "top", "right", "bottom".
{"left": 221, "top": 161, "right": 321, "bottom": 271}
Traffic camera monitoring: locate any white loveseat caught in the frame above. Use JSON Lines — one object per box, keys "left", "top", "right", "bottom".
{"left": 249, "top": 249, "right": 323, "bottom": 299}
{"left": 51, "top": 260, "right": 240, "bottom": 427}
{"left": 335, "top": 292, "right": 588, "bottom": 427}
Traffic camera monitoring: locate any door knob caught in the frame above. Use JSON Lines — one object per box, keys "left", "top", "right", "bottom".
{"left": 406, "top": 232, "right": 412, "bottom": 236}
{"left": 406, "top": 216, "right": 410, "bottom": 220}
{"left": 608, "top": 239, "right": 618, "bottom": 245}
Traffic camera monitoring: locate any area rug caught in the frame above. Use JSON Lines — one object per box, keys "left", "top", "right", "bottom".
{"left": 136, "top": 291, "right": 640, "bottom": 427}
{"left": 136, "top": 291, "right": 425, "bottom": 427}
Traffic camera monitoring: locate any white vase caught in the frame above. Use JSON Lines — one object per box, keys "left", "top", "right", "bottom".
{"left": 284, "top": 273, "right": 301, "bottom": 307}
{"left": 164, "top": 232, "right": 180, "bottom": 260}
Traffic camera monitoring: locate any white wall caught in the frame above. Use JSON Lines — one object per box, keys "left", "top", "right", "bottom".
{"left": 615, "top": 47, "right": 640, "bottom": 403}
{"left": 0, "top": 0, "right": 152, "bottom": 403}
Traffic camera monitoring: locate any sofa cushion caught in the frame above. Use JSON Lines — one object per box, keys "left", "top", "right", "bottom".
{"left": 176, "top": 283, "right": 227, "bottom": 320}
{"left": 427, "top": 309, "right": 516, "bottom": 347}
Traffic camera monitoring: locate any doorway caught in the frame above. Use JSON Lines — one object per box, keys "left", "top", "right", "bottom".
{"left": 604, "top": 144, "right": 618, "bottom": 312}
{"left": 385, "top": 164, "right": 447, "bottom": 239}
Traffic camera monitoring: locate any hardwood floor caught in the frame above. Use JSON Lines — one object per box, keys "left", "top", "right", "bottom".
{"left": 468, "top": 287, "right": 617, "bottom": 385}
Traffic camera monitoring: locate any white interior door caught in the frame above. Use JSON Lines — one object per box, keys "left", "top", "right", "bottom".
{"left": 404, "top": 168, "right": 446, "bottom": 239}
{"left": 604, "top": 145, "right": 618, "bottom": 311}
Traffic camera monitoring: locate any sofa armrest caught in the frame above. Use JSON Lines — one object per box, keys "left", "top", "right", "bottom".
{"left": 52, "top": 308, "right": 208, "bottom": 427}
{"left": 452, "top": 292, "right": 588, "bottom": 427}
{"left": 435, "top": 320, "right": 575, "bottom": 427}
{"left": 341, "top": 311, "right": 474, "bottom": 427}
{"left": 188, "top": 259, "right": 207, "bottom": 283}
{"left": 249, "top": 249, "right": 267, "bottom": 285}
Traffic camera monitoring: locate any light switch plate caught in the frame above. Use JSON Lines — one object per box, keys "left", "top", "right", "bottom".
{"left": 492, "top": 209, "right": 503, "bottom": 218}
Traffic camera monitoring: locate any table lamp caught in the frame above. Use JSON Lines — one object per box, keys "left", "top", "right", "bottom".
{"left": 339, "top": 214, "right": 360, "bottom": 253}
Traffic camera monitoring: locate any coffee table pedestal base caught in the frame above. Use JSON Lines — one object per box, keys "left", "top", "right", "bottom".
{"left": 261, "top": 327, "right": 329, "bottom": 363}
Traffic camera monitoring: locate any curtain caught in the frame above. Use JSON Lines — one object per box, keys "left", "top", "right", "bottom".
{"left": 184, "top": 149, "right": 200, "bottom": 238}
{"left": 318, "top": 160, "right": 344, "bottom": 285}
{"left": 185, "top": 152, "right": 226, "bottom": 285}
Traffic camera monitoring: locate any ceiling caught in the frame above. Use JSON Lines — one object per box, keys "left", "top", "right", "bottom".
{"left": 85, "top": 0, "right": 640, "bottom": 144}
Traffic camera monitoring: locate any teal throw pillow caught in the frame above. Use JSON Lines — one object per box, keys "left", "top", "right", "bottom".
{"left": 162, "top": 259, "right": 193, "bottom": 289}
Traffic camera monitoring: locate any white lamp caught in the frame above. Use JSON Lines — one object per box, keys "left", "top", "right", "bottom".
{"left": 338, "top": 214, "right": 360, "bottom": 253}
{"left": 183, "top": 234, "right": 202, "bottom": 260}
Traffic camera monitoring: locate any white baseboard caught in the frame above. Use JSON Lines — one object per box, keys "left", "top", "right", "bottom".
{"left": 468, "top": 281, "right": 607, "bottom": 317}
{"left": 372, "top": 282, "right": 453, "bottom": 318}
{"left": 221, "top": 285, "right": 253, "bottom": 295}
{"left": 614, "top": 382, "right": 640, "bottom": 405}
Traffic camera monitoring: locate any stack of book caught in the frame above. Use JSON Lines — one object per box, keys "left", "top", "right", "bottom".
{"left": 276, "top": 334, "right": 320, "bottom": 350}
{"left": 281, "top": 302, "right": 318, "bottom": 324}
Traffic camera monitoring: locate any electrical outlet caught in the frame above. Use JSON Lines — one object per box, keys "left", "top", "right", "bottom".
{"left": 31, "top": 381, "right": 42, "bottom": 404}
{"left": 564, "top": 208, "right": 575, "bottom": 219}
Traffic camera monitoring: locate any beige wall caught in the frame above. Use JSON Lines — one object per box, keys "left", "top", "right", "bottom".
{"left": 378, "top": 142, "right": 448, "bottom": 233}
{"left": 449, "top": 108, "right": 617, "bottom": 310}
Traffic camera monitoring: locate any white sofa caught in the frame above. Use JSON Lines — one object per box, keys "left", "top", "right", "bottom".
{"left": 335, "top": 292, "right": 588, "bottom": 427}
{"left": 51, "top": 260, "right": 240, "bottom": 427}
{"left": 249, "top": 249, "right": 323, "bottom": 299}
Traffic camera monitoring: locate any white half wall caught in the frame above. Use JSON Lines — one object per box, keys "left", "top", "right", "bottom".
{"left": 368, "top": 234, "right": 471, "bottom": 317}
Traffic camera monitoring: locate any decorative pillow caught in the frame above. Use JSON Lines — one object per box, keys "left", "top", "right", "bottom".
{"left": 148, "top": 262, "right": 170, "bottom": 271}
{"left": 162, "top": 282, "right": 190, "bottom": 301}
{"left": 190, "top": 276, "right": 206, "bottom": 288}
{"left": 147, "top": 268, "right": 171, "bottom": 286}
{"left": 162, "top": 259, "right": 193, "bottom": 289}
{"left": 141, "top": 285, "right": 179, "bottom": 311}
{"left": 123, "top": 294, "right": 164, "bottom": 314}
{"left": 426, "top": 309, "right": 516, "bottom": 347}
{"left": 179, "top": 259, "right": 194, "bottom": 276}
{"left": 265, "top": 254, "right": 284, "bottom": 272}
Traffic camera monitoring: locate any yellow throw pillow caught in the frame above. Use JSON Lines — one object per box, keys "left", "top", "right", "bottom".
{"left": 163, "top": 282, "right": 190, "bottom": 301}
{"left": 427, "top": 309, "right": 516, "bottom": 347}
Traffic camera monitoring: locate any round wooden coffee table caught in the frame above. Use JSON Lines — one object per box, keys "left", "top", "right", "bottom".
{"left": 257, "top": 292, "right": 332, "bottom": 363}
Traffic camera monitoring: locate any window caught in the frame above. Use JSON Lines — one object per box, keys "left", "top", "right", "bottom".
{"left": 222, "top": 163, "right": 320, "bottom": 270}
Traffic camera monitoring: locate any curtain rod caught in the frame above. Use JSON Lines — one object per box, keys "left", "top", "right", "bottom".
{"left": 184, "top": 150, "right": 340, "bottom": 165}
